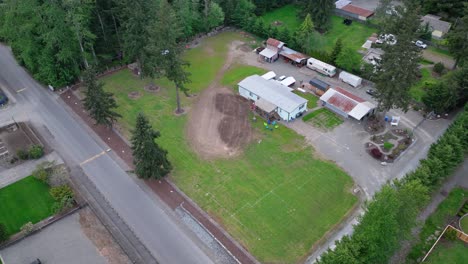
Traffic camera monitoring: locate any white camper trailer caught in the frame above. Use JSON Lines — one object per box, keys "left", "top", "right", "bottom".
{"left": 339, "top": 71, "right": 362, "bottom": 87}
{"left": 306, "top": 58, "right": 337, "bottom": 77}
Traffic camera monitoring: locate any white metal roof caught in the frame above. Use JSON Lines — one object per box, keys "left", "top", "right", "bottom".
{"left": 280, "top": 77, "right": 296, "bottom": 87}
{"left": 362, "top": 40, "right": 372, "bottom": 49}
{"left": 261, "top": 71, "right": 276, "bottom": 80}
{"left": 238, "top": 75, "right": 307, "bottom": 113}
{"left": 339, "top": 71, "right": 362, "bottom": 83}
{"left": 259, "top": 48, "right": 277, "bottom": 59}
{"left": 348, "top": 101, "right": 375, "bottom": 120}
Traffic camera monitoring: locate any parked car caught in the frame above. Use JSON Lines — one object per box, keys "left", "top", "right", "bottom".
{"left": 414, "top": 40, "right": 427, "bottom": 49}
{"left": 366, "top": 89, "right": 376, "bottom": 96}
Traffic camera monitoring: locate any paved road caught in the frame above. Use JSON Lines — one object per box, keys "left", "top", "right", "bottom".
{"left": 0, "top": 44, "right": 214, "bottom": 264}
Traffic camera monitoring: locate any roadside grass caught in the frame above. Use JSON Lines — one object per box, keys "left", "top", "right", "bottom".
{"left": 293, "top": 90, "right": 319, "bottom": 108}
{"left": 221, "top": 64, "right": 266, "bottom": 89}
{"left": 410, "top": 68, "right": 438, "bottom": 102}
{"left": 408, "top": 188, "right": 468, "bottom": 262}
{"left": 101, "top": 32, "right": 357, "bottom": 263}
{"left": 303, "top": 108, "right": 343, "bottom": 130}
{"left": 0, "top": 176, "right": 54, "bottom": 236}
{"left": 261, "top": 5, "right": 376, "bottom": 53}
{"left": 425, "top": 239, "right": 468, "bottom": 264}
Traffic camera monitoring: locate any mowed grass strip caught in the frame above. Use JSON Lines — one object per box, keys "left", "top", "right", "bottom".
{"left": 410, "top": 68, "right": 438, "bottom": 102}
{"left": 0, "top": 176, "right": 54, "bottom": 235}
{"left": 261, "top": 5, "right": 376, "bottom": 53}
{"left": 221, "top": 64, "right": 267, "bottom": 89}
{"left": 102, "top": 32, "right": 356, "bottom": 263}
{"left": 426, "top": 240, "right": 468, "bottom": 264}
{"left": 293, "top": 90, "right": 319, "bottom": 107}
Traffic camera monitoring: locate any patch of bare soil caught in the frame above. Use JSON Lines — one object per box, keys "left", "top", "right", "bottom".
{"left": 128, "top": 91, "right": 141, "bottom": 100}
{"left": 144, "top": 84, "right": 160, "bottom": 93}
{"left": 79, "top": 207, "right": 131, "bottom": 264}
{"left": 186, "top": 41, "right": 253, "bottom": 159}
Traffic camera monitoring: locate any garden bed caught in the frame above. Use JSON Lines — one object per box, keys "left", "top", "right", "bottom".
{"left": 366, "top": 128, "right": 414, "bottom": 162}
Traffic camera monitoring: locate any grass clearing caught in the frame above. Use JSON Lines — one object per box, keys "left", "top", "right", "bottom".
{"left": 428, "top": 46, "right": 453, "bottom": 59}
{"left": 0, "top": 176, "right": 54, "bottom": 236}
{"left": 303, "top": 108, "right": 343, "bottom": 130}
{"left": 461, "top": 216, "right": 468, "bottom": 233}
{"left": 293, "top": 90, "right": 319, "bottom": 108}
{"left": 101, "top": 32, "right": 357, "bottom": 263}
{"left": 221, "top": 64, "right": 267, "bottom": 89}
{"left": 261, "top": 5, "right": 376, "bottom": 53}
{"left": 410, "top": 68, "right": 438, "bottom": 102}
{"left": 426, "top": 239, "right": 468, "bottom": 264}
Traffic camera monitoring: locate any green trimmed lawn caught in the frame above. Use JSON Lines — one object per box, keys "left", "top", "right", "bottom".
{"left": 303, "top": 108, "right": 343, "bottom": 130}
{"left": 221, "top": 64, "right": 267, "bottom": 89}
{"left": 101, "top": 32, "right": 357, "bottom": 263}
{"left": 461, "top": 215, "right": 468, "bottom": 233}
{"left": 410, "top": 68, "right": 438, "bottom": 102}
{"left": 426, "top": 240, "right": 468, "bottom": 264}
{"left": 0, "top": 176, "right": 54, "bottom": 236}
{"left": 261, "top": 5, "right": 376, "bottom": 53}
{"left": 293, "top": 90, "right": 319, "bottom": 108}
{"left": 428, "top": 46, "right": 453, "bottom": 59}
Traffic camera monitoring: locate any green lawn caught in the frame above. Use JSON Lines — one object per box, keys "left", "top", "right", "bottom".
{"left": 101, "top": 32, "right": 357, "bottom": 263}
{"left": 303, "top": 108, "right": 343, "bottom": 130}
{"left": 428, "top": 46, "right": 453, "bottom": 58}
{"left": 410, "top": 68, "right": 438, "bottom": 102}
{"left": 261, "top": 5, "right": 376, "bottom": 52}
{"left": 221, "top": 64, "right": 267, "bottom": 89}
{"left": 461, "top": 216, "right": 468, "bottom": 233}
{"left": 408, "top": 188, "right": 468, "bottom": 262}
{"left": 293, "top": 90, "right": 319, "bottom": 108}
{"left": 426, "top": 240, "right": 468, "bottom": 264}
{"left": 0, "top": 176, "right": 54, "bottom": 236}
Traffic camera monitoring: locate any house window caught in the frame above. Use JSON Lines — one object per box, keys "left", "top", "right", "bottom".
{"left": 249, "top": 92, "right": 254, "bottom": 97}
{"left": 299, "top": 104, "right": 305, "bottom": 110}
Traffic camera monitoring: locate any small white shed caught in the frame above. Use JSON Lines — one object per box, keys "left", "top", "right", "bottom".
{"left": 280, "top": 77, "right": 296, "bottom": 87}
{"left": 261, "top": 71, "right": 276, "bottom": 80}
{"left": 339, "top": 71, "right": 362, "bottom": 87}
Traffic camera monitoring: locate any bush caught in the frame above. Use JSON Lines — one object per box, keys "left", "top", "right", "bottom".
{"left": 444, "top": 228, "right": 458, "bottom": 241}
{"left": 17, "top": 149, "right": 29, "bottom": 160}
{"left": 0, "top": 222, "right": 8, "bottom": 242}
{"left": 20, "top": 222, "right": 34, "bottom": 234}
{"left": 28, "top": 145, "right": 44, "bottom": 159}
{"left": 433, "top": 62, "right": 445, "bottom": 74}
{"left": 49, "top": 185, "right": 74, "bottom": 201}
{"left": 371, "top": 148, "right": 382, "bottom": 159}
{"left": 383, "top": 141, "right": 394, "bottom": 151}
{"left": 33, "top": 166, "right": 49, "bottom": 183}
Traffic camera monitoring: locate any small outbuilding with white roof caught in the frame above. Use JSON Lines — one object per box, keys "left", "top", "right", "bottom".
{"left": 320, "top": 87, "right": 375, "bottom": 120}
{"left": 238, "top": 75, "right": 308, "bottom": 121}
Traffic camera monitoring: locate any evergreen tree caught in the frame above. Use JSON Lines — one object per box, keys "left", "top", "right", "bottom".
{"left": 336, "top": 48, "right": 361, "bottom": 73}
{"left": 82, "top": 67, "right": 121, "bottom": 127}
{"left": 299, "top": 0, "right": 334, "bottom": 31}
{"left": 447, "top": 6, "right": 468, "bottom": 68}
{"left": 131, "top": 113, "right": 172, "bottom": 179}
{"left": 299, "top": 13, "right": 314, "bottom": 35}
{"left": 422, "top": 80, "right": 458, "bottom": 114}
{"left": 329, "top": 38, "right": 343, "bottom": 65}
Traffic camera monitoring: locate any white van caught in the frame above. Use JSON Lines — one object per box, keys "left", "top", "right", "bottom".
{"left": 339, "top": 71, "right": 362, "bottom": 87}
{"left": 306, "top": 58, "right": 336, "bottom": 77}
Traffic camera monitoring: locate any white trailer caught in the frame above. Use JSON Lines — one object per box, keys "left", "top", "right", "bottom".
{"left": 261, "top": 71, "right": 276, "bottom": 80}
{"left": 306, "top": 58, "right": 336, "bottom": 77}
{"left": 339, "top": 71, "right": 362, "bottom": 87}
{"left": 280, "top": 76, "right": 296, "bottom": 87}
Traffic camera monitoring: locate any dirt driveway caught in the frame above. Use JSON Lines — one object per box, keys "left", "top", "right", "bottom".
{"left": 186, "top": 42, "right": 253, "bottom": 160}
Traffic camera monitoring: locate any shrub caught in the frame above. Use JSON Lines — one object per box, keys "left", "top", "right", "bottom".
{"left": 52, "top": 195, "right": 75, "bottom": 214}
{"left": 28, "top": 145, "right": 44, "bottom": 159}
{"left": 20, "top": 222, "right": 34, "bottom": 234}
{"left": 49, "top": 185, "right": 74, "bottom": 201}
{"left": 17, "top": 149, "right": 29, "bottom": 160}
{"left": 444, "top": 228, "right": 458, "bottom": 241}
{"left": 0, "top": 223, "right": 8, "bottom": 242}
{"left": 433, "top": 62, "right": 445, "bottom": 75}
{"left": 371, "top": 148, "right": 382, "bottom": 159}
{"left": 383, "top": 141, "right": 394, "bottom": 151}
{"left": 33, "top": 167, "right": 49, "bottom": 183}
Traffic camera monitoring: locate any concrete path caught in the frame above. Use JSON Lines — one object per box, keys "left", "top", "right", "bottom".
{"left": 0, "top": 151, "right": 63, "bottom": 188}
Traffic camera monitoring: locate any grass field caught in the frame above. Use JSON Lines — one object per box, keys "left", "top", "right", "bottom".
{"left": 261, "top": 5, "right": 376, "bottom": 53}
{"left": 408, "top": 188, "right": 468, "bottom": 262}
{"left": 303, "top": 108, "right": 343, "bottom": 130}
{"left": 101, "top": 32, "right": 357, "bottom": 263}
{"left": 0, "top": 176, "right": 54, "bottom": 236}
{"left": 410, "top": 68, "right": 438, "bottom": 102}
{"left": 426, "top": 240, "right": 468, "bottom": 264}
{"left": 221, "top": 64, "right": 267, "bottom": 89}
{"left": 461, "top": 216, "right": 468, "bottom": 233}
{"left": 293, "top": 90, "right": 319, "bottom": 108}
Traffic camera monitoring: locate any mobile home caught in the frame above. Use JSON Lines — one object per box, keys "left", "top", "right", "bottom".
{"left": 339, "top": 71, "right": 362, "bottom": 87}
{"left": 306, "top": 58, "right": 337, "bottom": 77}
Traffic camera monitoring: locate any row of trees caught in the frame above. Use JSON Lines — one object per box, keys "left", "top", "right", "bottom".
{"left": 318, "top": 103, "right": 468, "bottom": 264}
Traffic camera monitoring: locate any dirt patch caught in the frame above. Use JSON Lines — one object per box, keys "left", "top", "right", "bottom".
{"left": 144, "top": 84, "right": 160, "bottom": 93}
{"left": 79, "top": 207, "right": 131, "bottom": 264}
{"left": 272, "top": 20, "right": 283, "bottom": 26}
{"left": 128, "top": 91, "right": 141, "bottom": 100}
{"left": 215, "top": 94, "right": 252, "bottom": 148}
